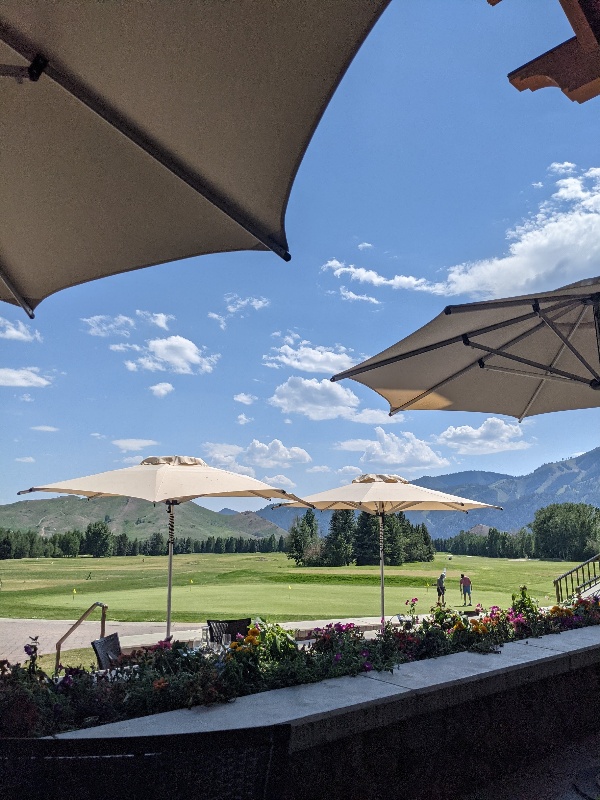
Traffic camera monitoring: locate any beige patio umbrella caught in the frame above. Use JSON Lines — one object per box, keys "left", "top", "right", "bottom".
{"left": 331, "top": 276, "right": 600, "bottom": 420}
{"left": 0, "top": 1, "right": 389, "bottom": 317}
{"left": 19, "top": 455, "right": 311, "bottom": 637}
{"left": 282, "top": 474, "right": 501, "bottom": 627}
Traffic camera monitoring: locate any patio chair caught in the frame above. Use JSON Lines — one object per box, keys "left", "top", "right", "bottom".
{"left": 91, "top": 632, "right": 122, "bottom": 669}
{"left": 207, "top": 618, "right": 251, "bottom": 643}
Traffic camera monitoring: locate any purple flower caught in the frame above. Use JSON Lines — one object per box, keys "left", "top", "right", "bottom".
{"left": 360, "top": 649, "right": 370, "bottom": 658}
{"left": 24, "top": 644, "right": 36, "bottom": 657}
{"left": 334, "top": 653, "right": 341, "bottom": 662}
{"left": 363, "top": 662, "right": 373, "bottom": 672}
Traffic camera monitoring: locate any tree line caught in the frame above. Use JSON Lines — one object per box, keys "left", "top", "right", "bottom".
{"left": 286, "top": 509, "right": 435, "bottom": 567}
{"left": 0, "top": 522, "right": 286, "bottom": 560}
{"left": 433, "top": 502, "right": 600, "bottom": 562}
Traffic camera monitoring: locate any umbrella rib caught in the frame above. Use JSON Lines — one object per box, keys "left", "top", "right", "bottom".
{"left": 332, "top": 310, "right": 541, "bottom": 382}
{"left": 0, "top": 258, "right": 34, "bottom": 318}
{"left": 535, "top": 304, "right": 600, "bottom": 381}
{"left": 444, "top": 292, "right": 596, "bottom": 315}
{"left": 0, "top": 21, "right": 291, "bottom": 263}
{"left": 517, "top": 304, "right": 591, "bottom": 419}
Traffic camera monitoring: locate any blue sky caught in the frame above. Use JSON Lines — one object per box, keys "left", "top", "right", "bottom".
{"left": 3, "top": 2, "right": 600, "bottom": 513}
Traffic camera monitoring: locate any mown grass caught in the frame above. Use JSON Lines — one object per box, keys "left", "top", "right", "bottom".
{"left": 0, "top": 552, "right": 572, "bottom": 625}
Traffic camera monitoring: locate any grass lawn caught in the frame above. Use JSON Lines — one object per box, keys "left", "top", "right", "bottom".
{"left": 0, "top": 552, "right": 571, "bottom": 624}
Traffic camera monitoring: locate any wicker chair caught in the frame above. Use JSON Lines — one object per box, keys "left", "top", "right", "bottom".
{"left": 91, "top": 632, "right": 122, "bottom": 669}
{"left": 207, "top": 618, "right": 251, "bottom": 643}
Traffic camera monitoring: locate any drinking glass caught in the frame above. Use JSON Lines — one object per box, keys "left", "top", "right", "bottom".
{"left": 222, "top": 633, "right": 232, "bottom": 649}
{"left": 201, "top": 628, "right": 210, "bottom": 648}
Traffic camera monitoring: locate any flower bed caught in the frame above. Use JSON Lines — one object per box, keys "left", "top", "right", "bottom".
{"left": 2, "top": 587, "right": 600, "bottom": 738}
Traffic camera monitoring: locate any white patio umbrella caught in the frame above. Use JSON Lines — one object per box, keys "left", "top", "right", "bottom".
{"left": 18, "top": 455, "right": 311, "bottom": 637}
{"left": 282, "top": 474, "right": 501, "bottom": 627}
{"left": 0, "top": 1, "right": 389, "bottom": 317}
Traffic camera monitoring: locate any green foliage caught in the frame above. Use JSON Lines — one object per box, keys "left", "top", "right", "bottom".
{"left": 82, "top": 521, "right": 113, "bottom": 558}
{"left": 8, "top": 588, "right": 600, "bottom": 737}
{"left": 286, "top": 510, "right": 321, "bottom": 566}
{"left": 532, "top": 503, "right": 600, "bottom": 560}
{"left": 322, "top": 510, "right": 356, "bottom": 566}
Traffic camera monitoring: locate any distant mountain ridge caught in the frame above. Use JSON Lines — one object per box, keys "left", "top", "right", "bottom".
{"left": 255, "top": 447, "right": 600, "bottom": 539}
{"left": 4, "top": 447, "right": 600, "bottom": 541}
{"left": 0, "top": 495, "right": 286, "bottom": 541}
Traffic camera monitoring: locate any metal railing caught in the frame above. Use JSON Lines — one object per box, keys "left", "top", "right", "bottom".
{"left": 55, "top": 601, "right": 108, "bottom": 674}
{"left": 554, "top": 554, "right": 600, "bottom": 603}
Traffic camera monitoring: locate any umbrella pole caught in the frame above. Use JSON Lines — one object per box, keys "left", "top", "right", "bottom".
{"left": 166, "top": 503, "right": 176, "bottom": 639}
{"left": 379, "top": 512, "right": 385, "bottom": 632}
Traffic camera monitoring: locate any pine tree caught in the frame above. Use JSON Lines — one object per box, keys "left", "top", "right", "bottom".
{"left": 323, "top": 509, "right": 355, "bottom": 566}
{"left": 353, "top": 512, "right": 379, "bottom": 566}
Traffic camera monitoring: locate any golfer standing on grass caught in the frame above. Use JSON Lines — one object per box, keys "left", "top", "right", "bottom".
{"left": 460, "top": 573, "right": 472, "bottom": 606}
{"left": 436, "top": 571, "right": 446, "bottom": 606}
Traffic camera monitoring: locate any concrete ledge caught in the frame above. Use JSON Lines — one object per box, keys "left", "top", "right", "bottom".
{"left": 55, "top": 626, "right": 600, "bottom": 799}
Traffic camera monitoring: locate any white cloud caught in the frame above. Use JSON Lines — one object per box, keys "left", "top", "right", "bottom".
{"left": 149, "top": 382, "right": 174, "bottom": 398}
{"left": 339, "top": 286, "right": 380, "bottom": 304}
{"left": 110, "top": 343, "right": 143, "bottom": 353}
{"left": 532, "top": 182, "right": 543, "bottom": 189}
{"left": 548, "top": 161, "right": 576, "bottom": 174}
{"left": 203, "top": 438, "right": 310, "bottom": 473}
{"left": 307, "top": 465, "right": 331, "bottom": 473}
{"left": 237, "top": 413, "right": 252, "bottom": 425}
{"left": 245, "top": 439, "right": 311, "bottom": 469}
{"left": 434, "top": 417, "right": 532, "bottom": 455}
{"left": 209, "top": 294, "right": 270, "bottom": 329}
{"left": 263, "top": 339, "right": 356, "bottom": 373}
{"left": 123, "top": 335, "right": 220, "bottom": 374}
{"left": 112, "top": 438, "right": 158, "bottom": 452}
{"left": 136, "top": 310, "right": 174, "bottom": 330}
{"left": 19, "top": 394, "right": 34, "bottom": 402}
{"left": 263, "top": 474, "right": 296, "bottom": 489}
{"left": 358, "top": 242, "right": 373, "bottom": 251}
{"left": 15, "top": 456, "right": 35, "bottom": 463}
{"left": 337, "top": 465, "right": 363, "bottom": 477}
{"left": 0, "top": 318, "right": 42, "bottom": 342}
{"left": 0, "top": 368, "right": 51, "bottom": 387}
{"left": 82, "top": 314, "right": 135, "bottom": 337}
{"left": 122, "top": 456, "right": 143, "bottom": 465}
{"left": 31, "top": 425, "right": 58, "bottom": 432}
{"left": 336, "top": 427, "right": 450, "bottom": 472}
{"left": 321, "top": 165, "right": 600, "bottom": 300}
{"left": 268, "top": 377, "right": 402, "bottom": 424}
{"left": 91, "top": 433, "right": 106, "bottom": 439}
{"left": 234, "top": 393, "right": 257, "bottom": 405}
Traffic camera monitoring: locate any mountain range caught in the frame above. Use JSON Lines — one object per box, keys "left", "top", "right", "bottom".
{"left": 254, "top": 446, "right": 600, "bottom": 539}
{"left": 0, "top": 495, "right": 286, "bottom": 542}
{"left": 3, "top": 446, "right": 600, "bottom": 541}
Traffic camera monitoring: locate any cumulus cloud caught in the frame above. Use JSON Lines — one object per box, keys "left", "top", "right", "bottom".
{"left": 263, "top": 473, "right": 296, "bottom": 489}
{"left": 339, "top": 286, "right": 380, "bottom": 304}
{"left": 336, "top": 427, "right": 450, "bottom": 472}
{"left": 268, "top": 377, "right": 402, "bottom": 424}
{"left": 307, "top": 465, "right": 331, "bottom": 473}
{"left": 358, "top": 242, "right": 373, "bottom": 251}
{"left": 208, "top": 293, "right": 270, "bottom": 329}
{"left": 263, "top": 337, "right": 356, "bottom": 373}
{"left": 112, "top": 438, "right": 158, "bottom": 452}
{"left": 149, "top": 382, "right": 174, "bottom": 398}
{"left": 203, "top": 438, "right": 310, "bottom": 474}
{"left": 82, "top": 314, "right": 135, "bottom": 337}
{"left": 16, "top": 456, "right": 35, "bottom": 463}
{"left": 0, "top": 318, "right": 42, "bottom": 342}
{"left": 136, "top": 310, "right": 174, "bottom": 330}
{"left": 0, "top": 368, "right": 51, "bottom": 387}
{"left": 337, "top": 465, "right": 363, "bottom": 477}
{"left": 322, "top": 165, "right": 600, "bottom": 300}
{"left": 237, "top": 413, "right": 252, "bottom": 425}
{"left": 434, "top": 417, "right": 532, "bottom": 455}
{"left": 234, "top": 393, "right": 257, "bottom": 405}
{"left": 31, "top": 425, "right": 58, "bottom": 432}
{"left": 122, "top": 335, "right": 220, "bottom": 375}
{"left": 91, "top": 433, "right": 106, "bottom": 439}
{"left": 19, "top": 394, "right": 34, "bottom": 402}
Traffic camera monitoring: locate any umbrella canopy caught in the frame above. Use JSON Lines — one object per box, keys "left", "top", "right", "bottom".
{"left": 19, "top": 455, "right": 310, "bottom": 636}
{"left": 0, "top": 1, "right": 389, "bottom": 317}
{"left": 331, "top": 276, "right": 600, "bottom": 421}
{"left": 283, "top": 474, "right": 501, "bottom": 625}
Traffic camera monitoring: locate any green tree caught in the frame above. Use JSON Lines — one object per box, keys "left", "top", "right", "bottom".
{"left": 147, "top": 531, "right": 166, "bottom": 556}
{"left": 83, "top": 521, "right": 114, "bottom": 558}
{"left": 532, "top": 503, "right": 600, "bottom": 560}
{"left": 323, "top": 509, "right": 356, "bottom": 566}
{"left": 353, "top": 512, "right": 379, "bottom": 566}
{"left": 286, "top": 510, "right": 320, "bottom": 566}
